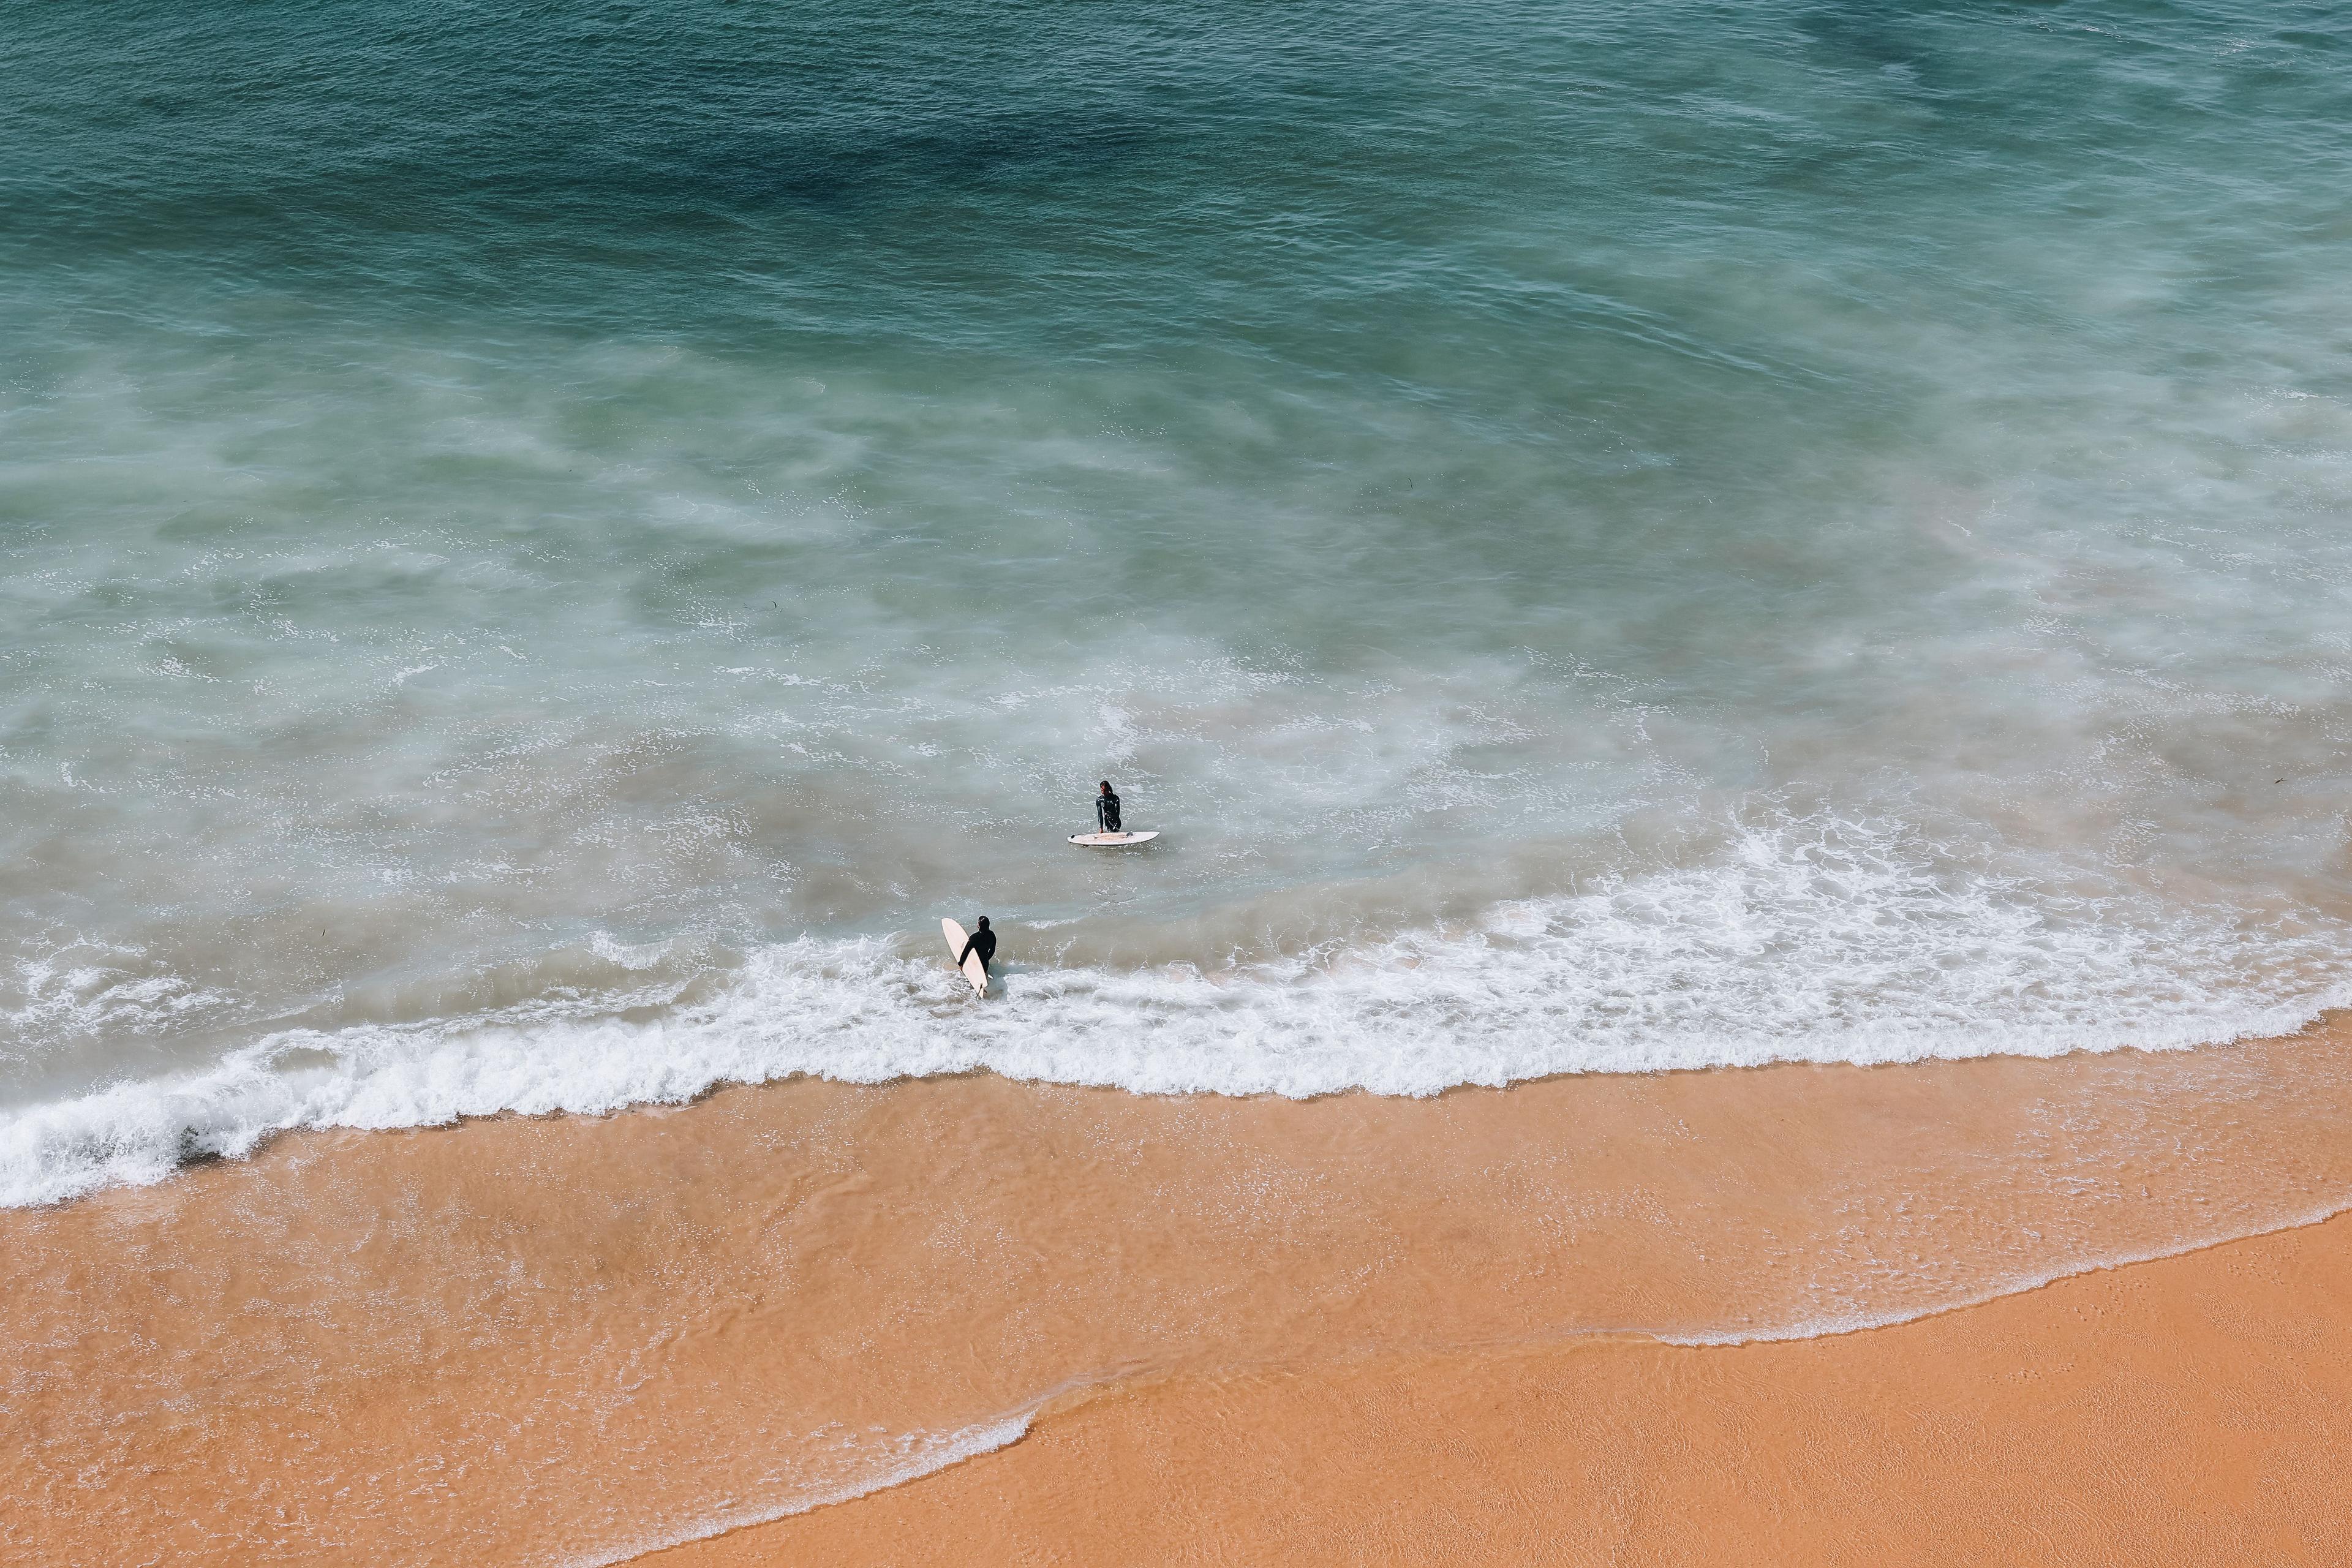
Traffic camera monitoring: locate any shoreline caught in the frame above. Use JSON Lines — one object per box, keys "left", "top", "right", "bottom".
{"left": 9, "top": 1019, "right": 2351, "bottom": 1565}
{"left": 608, "top": 1197, "right": 2352, "bottom": 1567}
{"left": 18, "top": 1000, "right": 2350, "bottom": 1215}
{"left": 649, "top": 1207, "right": 2352, "bottom": 1567}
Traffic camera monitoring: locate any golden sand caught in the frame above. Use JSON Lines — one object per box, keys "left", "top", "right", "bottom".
{"left": 7, "top": 1019, "right": 2351, "bottom": 1565}
{"left": 662, "top": 1212, "right": 2352, "bottom": 1567}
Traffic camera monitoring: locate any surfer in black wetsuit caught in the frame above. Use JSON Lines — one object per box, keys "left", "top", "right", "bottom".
{"left": 957, "top": 916, "right": 996, "bottom": 978}
{"left": 1096, "top": 780, "right": 1121, "bottom": 835}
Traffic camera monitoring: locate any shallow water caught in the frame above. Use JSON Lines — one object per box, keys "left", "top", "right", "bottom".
{"left": 4, "top": 0, "right": 2350, "bottom": 1203}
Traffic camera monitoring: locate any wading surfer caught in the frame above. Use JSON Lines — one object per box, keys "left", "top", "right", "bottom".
{"left": 1096, "top": 780, "right": 1121, "bottom": 834}
{"left": 957, "top": 916, "right": 996, "bottom": 979}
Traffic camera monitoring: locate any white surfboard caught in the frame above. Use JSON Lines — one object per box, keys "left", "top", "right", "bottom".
{"left": 940, "top": 918, "right": 989, "bottom": 995}
{"left": 1068, "top": 831, "right": 1159, "bottom": 848}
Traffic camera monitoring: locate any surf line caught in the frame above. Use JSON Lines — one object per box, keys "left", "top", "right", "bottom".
{"left": 578, "top": 1196, "right": 2352, "bottom": 1564}
{"left": 569, "top": 1410, "right": 1035, "bottom": 1567}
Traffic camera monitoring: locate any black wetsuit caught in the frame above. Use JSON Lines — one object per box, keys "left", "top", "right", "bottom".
{"left": 1096, "top": 791, "right": 1122, "bottom": 833}
{"left": 958, "top": 926, "right": 997, "bottom": 973}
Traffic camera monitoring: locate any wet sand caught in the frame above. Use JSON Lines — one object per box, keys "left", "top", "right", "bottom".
{"left": 7, "top": 1019, "right": 2352, "bottom": 1566}
{"left": 658, "top": 1211, "right": 2352, "bottom": 1567}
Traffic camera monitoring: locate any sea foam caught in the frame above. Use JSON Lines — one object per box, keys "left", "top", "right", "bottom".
{"left": 4, "top": 813, "right": 2342, "bottom": 1208}
{"left": 567, "top": 1414, "right": 1035, "bottom": 1568}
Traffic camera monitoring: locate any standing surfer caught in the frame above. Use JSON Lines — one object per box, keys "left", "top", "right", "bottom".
{"left": 1067, "top": 781, "right": 1153, "bottom": 846}
{"left": 957, "top": 916, "right": 996, "bottom": 980}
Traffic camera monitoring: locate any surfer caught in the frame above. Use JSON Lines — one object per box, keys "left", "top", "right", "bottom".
{"left": 957, "top": 916, "right": 996, "bottom": 979}
{"left": 1096, "top": 780, "right": 1121, "bottom": 835}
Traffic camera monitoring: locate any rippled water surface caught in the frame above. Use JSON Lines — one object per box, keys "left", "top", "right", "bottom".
{"left": 4, "top": 0, "right": 2349, "bottom": 1202}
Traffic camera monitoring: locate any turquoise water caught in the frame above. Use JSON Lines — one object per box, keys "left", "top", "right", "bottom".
{"left": 4, "top": 1, "right": 2350, "bottom": 1202}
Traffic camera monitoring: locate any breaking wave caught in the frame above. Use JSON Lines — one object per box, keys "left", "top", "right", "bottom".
{"left": 7, "top": 812, "right": 2343, "bottom": 1208}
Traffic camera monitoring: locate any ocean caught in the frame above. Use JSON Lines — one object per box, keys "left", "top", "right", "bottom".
{"left": 5, "top": 0, "right": 2350, "bottom": 1206}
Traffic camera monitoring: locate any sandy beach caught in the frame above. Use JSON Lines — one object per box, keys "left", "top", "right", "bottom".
{"left": 9, "top": 1018, "right": 2351, "bottom": 1566}
{"left": 665, "top": 1212, "right": 2352, "bottom": 1567}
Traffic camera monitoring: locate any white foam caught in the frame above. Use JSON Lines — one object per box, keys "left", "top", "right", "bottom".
{"left": 567, "top": 1413, "right": 1033, "bottom": 1568}
{"left": 3, "top": 941, "right": 243, "bottom": 1047}
{"left": 3, "top": 812, "right": 2345, "bottom": 1208}
{"left": 1652, "top": 1197, "right": 2352, "bottom": 1348}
